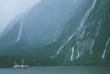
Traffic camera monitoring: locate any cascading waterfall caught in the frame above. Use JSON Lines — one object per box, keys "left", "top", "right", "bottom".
{"left": 77, "top": 0, "right": 96, "bottom": 34}
{"left": 16, "top": 20, "right": 23, "bottom": 42}
{"left": 70, "top": 42, "right": 78, "bottom": 60}
{"left": 56, "top": 0, "right": 97, "bottom": 56}
{"left": 90, "top": 40, "right": 95, "bottom": 54}
{"left": 56, "top": 44, "right": 65, "bottom": 55}
{"left": 76, "top": 48, "right": 80, "bottom": 59}
{"left": 75, "top": 0, "right": 96, "bottom": 58}
{"left": 71, "top": 46, "right": 75, "bottom": 61}
{"left": 102, "top": 37, "right": 110, "bottom": 59}
{"left": 56, "top": 33, "right": 74, "bottom": 55}
{"left": 80, "top": 26, "right": 86, "bottom": 39}
{"left": 73, "top": 0, "right": 96, "bottom": 58}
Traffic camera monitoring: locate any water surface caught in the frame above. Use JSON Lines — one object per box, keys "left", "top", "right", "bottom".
{"left": 0, "top": 66, "right": 110, "bottom": 74}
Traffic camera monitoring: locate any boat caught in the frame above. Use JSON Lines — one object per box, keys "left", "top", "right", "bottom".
{"left": 13, "top": 59, "right": 29, "bottom": 69}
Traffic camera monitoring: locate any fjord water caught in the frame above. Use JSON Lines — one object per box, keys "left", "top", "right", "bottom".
{"left": 0, "top": 66, "right": 110, "bottom": 74}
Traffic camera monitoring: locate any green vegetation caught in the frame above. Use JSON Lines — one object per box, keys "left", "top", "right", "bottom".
{"left": 0, "top": 55, "right": 59, "bottom": 68}
{"left": 0, "top": 0, "right": 110, "bottom": 68}
{"left": 0, "top": 54, "right": 110, "bottom": 68}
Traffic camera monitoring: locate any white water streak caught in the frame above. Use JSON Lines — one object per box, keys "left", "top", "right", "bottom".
{"left": 71, "top": 46, "right": 75, "bottom": 61}
{"left": 102, "top": 37, "right": 110, "bottom": 59}
{"left": 71, "top": 42, "right": 78, "bottom": 60}
{"left": 77, "top": 0, "right": 96, "bottom": 33}
{"left": 80, "top": 26, "right": 86, "bottom": 38}
{"left": 56, "top": 34, "right": 74, "bottom": 55}
{"left": 56, "top": 44, "right": 65, "bottom": 55}
{"left": 76, "top": 0, "right": 96, "bottom": 58}
{"left": 76, "top": 48, "right": 80, "bottom": 59}
{"left": 90, "top": 40, "right": 95, "bottom": 54}
{"left": 16, "top": 20, "right": 23, "bottom": 42}
{"left": 56, "top": 0, "right": 96, "bottom": 55}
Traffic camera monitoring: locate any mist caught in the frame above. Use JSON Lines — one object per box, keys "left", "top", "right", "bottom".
{"left": 0, "top": 0, "right": 41, "bottom": 34}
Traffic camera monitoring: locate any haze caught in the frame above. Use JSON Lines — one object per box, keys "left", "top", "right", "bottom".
{"left": 0, "top": 0, "right": 41, "bottom": 34}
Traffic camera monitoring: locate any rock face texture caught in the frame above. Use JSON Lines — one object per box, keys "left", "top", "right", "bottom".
{"left": 0, "top": 0, "right": 110, "bottom": 66}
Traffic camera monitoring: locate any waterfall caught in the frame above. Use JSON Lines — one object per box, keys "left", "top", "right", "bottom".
{"left": 56, "top": 34, "right": 74, "bottom": 55}
{"left": 56, "top": 0, "right": 96, "bottom": 55}
{"left": 102, "top": 37, "right": 110, "bottom": 59}
{"left": 16, "top": 20, "right": 23, "bottom": 42}
{"left": 56, "top": 44, "right": 65, "bottom": 55}
{"left": 71, "top": 46, "right": 75, "bottom": 61}
{"left": 75, "top": 0, "right": 96, "bottom": 58}
{"left": 80, "top": 26, "right": 86, "bottom": 38}
{"left": 90, "top": 40, "right": 95, "bottom": 54}
{"left": 76, "top": 48, "right": 80, "bottom": 59}
{"left": 77, "top": 0, "right": 96, "bottom": 34}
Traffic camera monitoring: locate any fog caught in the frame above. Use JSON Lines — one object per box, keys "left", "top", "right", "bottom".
{"left": 0, "top": 0, "right": 85, "bottom": 48}
{"left": 0, "top": 0, "right": 41, "bottom": 34}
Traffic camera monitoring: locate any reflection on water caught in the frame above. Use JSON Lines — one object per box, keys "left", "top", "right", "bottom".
{"left": 0, "top": 66, "right": 110, "bottom": 74}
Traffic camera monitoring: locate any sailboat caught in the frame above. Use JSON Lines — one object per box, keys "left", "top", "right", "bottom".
{"left": 13, "top": 59, "right": 29, "bottom": 69}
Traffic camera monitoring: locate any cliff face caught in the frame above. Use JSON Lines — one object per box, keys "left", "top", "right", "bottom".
{"left": 0, "top": 0, "right": 83, "bottom": 49}
{"left": 0, "top": 0, "right": 110, "bottom": 66}
{"left": 54, "top": 0, "right": 110, "bottom": 65}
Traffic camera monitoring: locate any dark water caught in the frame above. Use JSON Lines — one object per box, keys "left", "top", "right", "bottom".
{"left": 0, "top": 66, "right": 110, "bottom": 74}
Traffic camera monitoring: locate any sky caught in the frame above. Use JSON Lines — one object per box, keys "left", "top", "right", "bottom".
{"left": 0, "top": 0, "right": 41, "bottom": 34}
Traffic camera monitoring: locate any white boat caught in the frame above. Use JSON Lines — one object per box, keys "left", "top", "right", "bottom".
{"left": 13, "top": 59, "right": 29, "bottom": 69}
